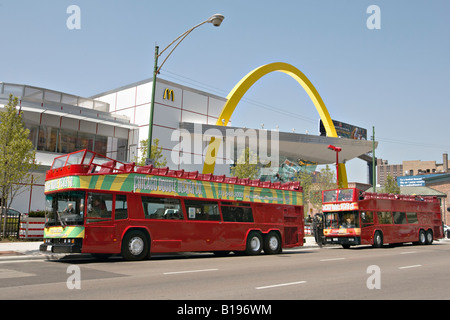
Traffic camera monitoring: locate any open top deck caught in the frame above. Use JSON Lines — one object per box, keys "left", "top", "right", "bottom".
{"left": 45, "top": 150, "right": 303, "bottom": 206}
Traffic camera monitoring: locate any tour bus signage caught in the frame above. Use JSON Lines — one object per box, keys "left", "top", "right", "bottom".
{"left": 45, "top": 173, "right": 302, "bottom": 206}
{"left": 45, "top": 176, "right": 79, "bottom": 192}
{"left": 322, "top": 202, "right": 359, "bottom": 212}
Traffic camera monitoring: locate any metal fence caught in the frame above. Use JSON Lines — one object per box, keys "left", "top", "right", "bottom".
{"left": 0, "top": 215, "right": 21, "bottom": 239}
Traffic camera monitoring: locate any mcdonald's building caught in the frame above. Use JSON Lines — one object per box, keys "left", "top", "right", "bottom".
{"left": 0, "top": 73, "right": 374, "bottom": 214}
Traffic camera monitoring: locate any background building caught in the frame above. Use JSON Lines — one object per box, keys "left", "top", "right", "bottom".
{"left": 375, "top": 153, "right": 450, "bottom": 224}
{"left": 91, "top": 78, "right": 229, "bottom": 174}
{"left": 0, "top": 82, "right": 137, "bottom": 213}
{"left": 377, "top": 153, "right": 450, "bottom": 187}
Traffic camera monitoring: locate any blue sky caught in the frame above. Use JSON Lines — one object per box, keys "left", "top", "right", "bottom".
{"left": 1, "top": 0, "right": 449, "bottom": 183}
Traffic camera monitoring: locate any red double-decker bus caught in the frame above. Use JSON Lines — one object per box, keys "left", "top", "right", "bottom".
{"left": 322, "top": 188, "right": 444, "bottom": 248}
{"left": 40, "top": 150, "right": 304, "bottom": 260}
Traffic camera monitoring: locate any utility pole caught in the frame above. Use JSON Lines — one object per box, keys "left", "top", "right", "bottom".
{"left": 372, "top": 126, "right": 376, "bottom": 192}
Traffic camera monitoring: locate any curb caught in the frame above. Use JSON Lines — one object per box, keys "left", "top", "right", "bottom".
{"left": 0, "top": 251, "right": 67, "bottom": 261}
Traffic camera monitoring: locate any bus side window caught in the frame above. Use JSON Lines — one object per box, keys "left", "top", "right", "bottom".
{"left": 361, "top": 211, "right": 374, "bottom": 227}
{"left": 184, "top": 200, "right": 220, "bottom": 221}
{"left": 406, "top": 212, "right": 418, "bottom": 224}
{"left": 393, "top": 212, "right": 407, "bottom": 224}
{"left": 115, "top": 195, "right": 128, "bottom": 220}
{"left": 222, "top": 206, "right": 254, "bottom": 222}
{"left": 377, "top": 211, "right": 393, "bottom": 224}
{"left": 142, "top": 197, "right": 183, "bottom": 220}
{"left": 86, "top": 192, "right": 113, "bottom": 223}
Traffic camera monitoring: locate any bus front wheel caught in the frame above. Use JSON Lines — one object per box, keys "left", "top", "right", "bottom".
{"left": 373, "top": 231, "right": 383, "bottom": 248}
{"left": 121, "top": 230, "right": 149, "bottom": 261}
{"left": 418, "top": 230, "right": 427, "bottom": 245}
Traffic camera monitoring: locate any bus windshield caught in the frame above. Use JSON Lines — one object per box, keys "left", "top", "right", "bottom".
{"left": 45, "top": 191, "right": 85, "bottom": 227}
{"left": 324, "top": 211, "right": 360, "bottom": 229}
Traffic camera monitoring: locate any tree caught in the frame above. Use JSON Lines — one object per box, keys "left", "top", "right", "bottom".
{"left": 309, "top": 165, "right": 337, "bottom": 210}
{"left": 230, "top": 147, "right": 259, "bottom": 179}
{"left": 295, "top": 165, "right": 336, "bottom": 217}
{"left": 382, "top": 174, "right": 400, "bottom": 194}
{"left": 135, "top": 138, "right": 167, "bottom": 167}
{"left": 0, "top": 94, "right": 37, "bottom": 237}
{"left": 295, "top": 169, "right": 313, "bottom": 216}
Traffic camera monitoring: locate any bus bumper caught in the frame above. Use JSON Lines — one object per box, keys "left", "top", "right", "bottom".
{"left": 40, "top": 239, "right": 82, "bottom": 254}
{"left": 325, "top": 236, "right": 361, "bottom": 246}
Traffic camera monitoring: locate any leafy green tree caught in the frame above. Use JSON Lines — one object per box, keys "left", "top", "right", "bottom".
{"left": 230, "top": 147, "right": 259, "bottom": 179}
{"left": 382, "top": 174, "right": 400, "bottom": 194}
{"left": 295, "top": 165, "right": 336, "bottom": 217}
{"left": 0, "top": 95, "right": 36, "bottom": 237}
{"left": 295, "top": 169, "right": 313, "bottom": 216}
{"left": 135, "top": 138, "right": 167, "bottom": 167}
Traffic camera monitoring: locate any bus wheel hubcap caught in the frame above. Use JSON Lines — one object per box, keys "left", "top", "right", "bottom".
{"left": 251, "top": 237, "right": 261, "bottom": 251}
{"left": 129, "top": 237, "right": 144, "bottom": 255}
{"left": 269, "top": 237, "right": 278, "bottom": 251}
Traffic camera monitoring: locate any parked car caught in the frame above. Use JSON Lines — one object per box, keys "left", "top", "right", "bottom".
{"left": 444, "top": 225, "right": 450, "bottom": 238}
{"left": 0, "top": 207, "right": 24, "bottom": 219}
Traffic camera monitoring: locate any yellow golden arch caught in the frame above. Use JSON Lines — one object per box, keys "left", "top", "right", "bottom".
{"left": 202, "top": 62, "right": 348, "bottom": 188}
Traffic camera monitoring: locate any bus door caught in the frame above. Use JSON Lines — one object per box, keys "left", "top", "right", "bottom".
{"left": 183, "top": 200, "right": 226, "bottom": 251}
{"left": 360, "top": 211, "right": 375, "bottom": 244}
{"left": 84, "top": 192, "right": 118, "bottom": 253}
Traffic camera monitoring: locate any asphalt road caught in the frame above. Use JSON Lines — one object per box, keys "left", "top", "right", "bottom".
{"left": 1, "top": 240, "right": 449, "bottom": 301}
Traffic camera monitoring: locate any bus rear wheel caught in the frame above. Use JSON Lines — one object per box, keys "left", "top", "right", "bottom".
{"left": 121, "top": 230, "right": 149, "bottom": 261}
{"left": 263, "top": 232, "right": 281, "bottom": 254}
{"left": 373, "top": 231, "right": 383, "bottom": 248}
{"left": 246, "top": 232, "right": 263, "bottom": 256}
{"left": 425, "top": 230, "right": 433, "bottom": 245}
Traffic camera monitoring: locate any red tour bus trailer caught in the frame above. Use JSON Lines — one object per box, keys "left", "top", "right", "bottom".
{"left": 322, "top": 188, "right": 444, "bottom": 248}
{"left": 40, "top": 150, "right": 304, "bottom": 260}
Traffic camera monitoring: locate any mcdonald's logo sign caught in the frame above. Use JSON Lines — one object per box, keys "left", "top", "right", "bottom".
{"left": 163, "top": 88, "right": 174, "bottom": 101}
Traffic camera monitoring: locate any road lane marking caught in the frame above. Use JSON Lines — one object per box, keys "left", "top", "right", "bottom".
{"left": 0, "top": 268, "right": 35, "bottom": 279}
{"left": 398, "top": 264, "right": 422, "bottom": 269}
{"left": 0, "top": 259, "right": 45, "bottom": 264}
{"left": 320, "top": 258, "right": 346, "bottom": 262}
{"left": 255, "top": 281, "right": 307, "bottom": 290}
{"left": 163, "top": 268, "right": 218, "bottom": 275}
{"left": 400, "top": 251, "right": 417, "bottom": 255}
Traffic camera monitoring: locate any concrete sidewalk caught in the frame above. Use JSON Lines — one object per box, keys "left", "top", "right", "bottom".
{"left": 0, "top": 241, "right": 45, "bottom": 260}
{"left": 0, "top": 237, "right": 319, "bottom": 261}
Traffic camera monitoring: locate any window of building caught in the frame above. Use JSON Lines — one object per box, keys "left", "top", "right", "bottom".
{"left": 27, "top": 123, "right": 127, "bottom": 161}
{"left": 94, "top": 134, "right": 107, "bottom": 155}
{"left": 76, "top": 131, "right": 94, "bottom": 151}
{"left": 184, "top": 200, "right": 220, "bottom": 221}
{"left": 38, "top": 126, "right": 58, "bottom": 152}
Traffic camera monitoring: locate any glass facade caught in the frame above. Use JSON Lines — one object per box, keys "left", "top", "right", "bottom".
{"left": 26, "top": 123, "right": 128, "bottom": 161}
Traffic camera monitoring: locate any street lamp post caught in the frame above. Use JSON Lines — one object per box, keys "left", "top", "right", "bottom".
{"left": 328, "top": 144, "right": 342, "bottom": 188}
{"left": 146, "top": 14, "right": 225, "bottom": 162}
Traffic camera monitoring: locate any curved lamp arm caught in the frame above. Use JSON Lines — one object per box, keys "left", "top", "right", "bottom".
{"left": 156, "top": 14, "right": 224, "bottom": 74}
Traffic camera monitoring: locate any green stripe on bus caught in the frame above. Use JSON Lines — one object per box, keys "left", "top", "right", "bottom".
{"left": 88, "top": 175, "right": 99, "bottom": 189}
{"left": 100, "top": 175, "right": 117, "bottom": 191}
